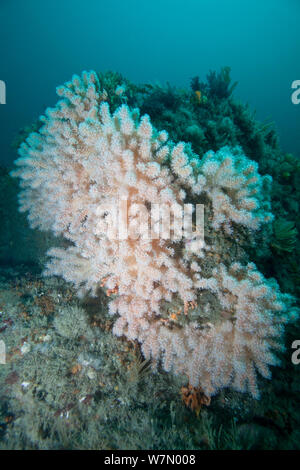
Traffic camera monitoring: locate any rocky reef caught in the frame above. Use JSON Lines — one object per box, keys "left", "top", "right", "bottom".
{"left": 0, "top": 68, "right": 299, "bottom": 449}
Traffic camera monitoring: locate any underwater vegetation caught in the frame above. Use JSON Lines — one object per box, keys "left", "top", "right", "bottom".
{"left": 11, "top": 70, "right": 298, "bottom": 399}
{"left": 271, "top": 219, "right": 298, "bottom": 254}
{"left": 0, "top": 67, "right": 299, "bottom": 449}
{"left": 191, "top": 66, "right": 238, "bottom": 101}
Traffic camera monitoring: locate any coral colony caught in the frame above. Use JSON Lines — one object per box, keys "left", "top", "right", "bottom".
{"left": 12, "top": 71, "right": 296, "bottom": 399}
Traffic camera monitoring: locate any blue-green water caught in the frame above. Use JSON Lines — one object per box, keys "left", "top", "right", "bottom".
{"left": 0, "top": 0, "right": 299, "bottom": 451}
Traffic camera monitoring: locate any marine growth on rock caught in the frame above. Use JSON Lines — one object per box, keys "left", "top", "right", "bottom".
{"left": 12, "top": 71, "right": 297, "bottom": 398}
